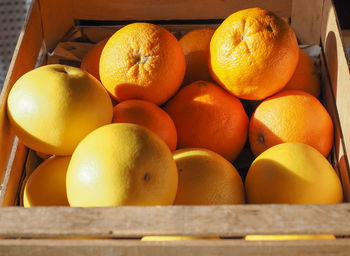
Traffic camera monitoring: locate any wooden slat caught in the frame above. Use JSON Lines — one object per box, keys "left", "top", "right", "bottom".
{"left": 0, "top": 0, "right": 43, "bottom": 188}
{"left": 38, "top": 0, "right": 74, "bottom": 51}
{"left": 290, "top": 0, "right": 324, "bottom": 44}
{"left": 342, "top": 30, "right": 350, "bottom": 47}
{"left": 321, "top": 52, "right": 350, "bottom": 201}
{"left": 320, "top": 0, "right": 350, "bottom": 201}
{"left": 0, "top": 239, "right": 350, "bottom": 256}
{"left": 0, "top": 204, "right": 350, "bottom": 238}
{"left": 0, "top": 139, "right": 27, "bottom": 206}
{"left": 72, "top": 0, "right": 292, "bottom": 21}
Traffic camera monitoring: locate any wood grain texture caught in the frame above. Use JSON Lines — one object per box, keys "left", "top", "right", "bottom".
{"left": 342, "top": 30, "right": 350, "bottom": 47}
{"left": 321, "top": 0, "right": 350, "bottom": 201}
{"left": 38, "top": 0, "right": 74, "bottom": 51}
{"left": 321, "top": 53, "right": 350, "bottom": 201}
{"left": 291, "top": 0, "right": 324, "bottom": 44}
{"left": 0, "top": 139, "right": 27, "bottom": 206}
{"left": 0, "top": 0, "right": 43, "bottom": 190}
{"left": 72, "top": 0, "right": 292, "bottom": 21}
{"left": 0, "top": 204, "right": 349, "bottom": 238}
{"left": 0, "top": 239, "right": 350, "bottom": 256}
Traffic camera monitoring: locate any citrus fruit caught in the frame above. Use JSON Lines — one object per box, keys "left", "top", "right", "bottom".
{"left": 100, "top": 22, "right": 186, "bottom": 105}
{"left": 66, "top": 123, "right": 178, "bottom": 206}
{"left": 209, "top": 8, "right": 299, "bottom": 100}
{"left": 141, "top": 236, "right": 220, "bottom": 241}
{"left": 113, "top": 100, "right": 177, "bottom": 151}
{"left": 173, "top": 148, "right": 245, "bottom": 205}
{"left": 7, "top": 64, "right": 113, "bottom": 155}
{"left": 179, "top": 28, "right": 215, "bottom": 85}
{"left": 245, "top": 142, "right": 343, "bottom": 204}
{"left": 249, "top": 90, "right": 333, "bottom": 157}
{"left": 23, "top": 156, "right": 70, "bottom": 207}
{"left": 245, "top": 234, "right": 335, "bottom": 240}
{"left": 80, "top": 38, "right": 108, "bottom": 81}
{"left": 282, "top": 48, "right": 320, "bottom": 98}
{"left": 164, "top": 80, "right": 248, "bottom": 162}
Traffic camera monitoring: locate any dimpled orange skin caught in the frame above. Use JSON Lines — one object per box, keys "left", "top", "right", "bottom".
{"left": 81, "top": 38, "right": 108, "bottom": 81}
{"left": 179, "top": 28, "right": 215, "bottom": 85}
{"left": 282, "top": 49, "right": 320, "bottom": 98}
{"left": 164, "top": 81, "right": 249, "bottom": 162}
{"left": 209, "top": 8, "right": 299, "bottom": 100}
{"left": 112, "top": 100, "right": 177, "bottom": 151}
{"left": 249, "top": 90, "right": 334, "bottom": 157}
{"left": 100, "top": 23, "right": 186, "bottom": 105}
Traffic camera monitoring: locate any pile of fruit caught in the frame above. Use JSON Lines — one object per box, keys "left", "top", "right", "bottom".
{"left": 6, "top": 8, "right": 343, "bottom": 208}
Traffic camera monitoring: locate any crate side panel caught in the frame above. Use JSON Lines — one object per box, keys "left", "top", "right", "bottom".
{"left": 0, "top": 0, "right": 43, "bottom": 190}
{"left": 38, "top": 0, "right": 74, "bottom": 52}
{"left": 0, "top": 238, "right": 350, "bottom": 256}
{"left": 0, "top": 205, "right": 350, "bottom": 238}
{"left": 291, "top": 0, "right": 324, "bottom": 44}
{"left": 321, "top": 0, "right": 350, "bottom": 199}
{"left": 72, "top": 0, "right": 292, "bottom": 21}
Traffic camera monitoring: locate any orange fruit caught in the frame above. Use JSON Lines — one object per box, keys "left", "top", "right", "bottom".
{"left": 80, "top": 38, "right": 108, "bottom": 81}
{"left": 173, "top": 148, "right": 245, "bottom": 205}
{"left": 282, "top": 49, "right": 320, "bottom": 98}
{"left": 249, "top": 90, "right": 333, "bottom": 157}
{"left": 112, "top": 99, "right": 177, "bottom": 151}
{"left": 100, "top": 22, "right": 186, "bottom": 105}
{"left": 164, "top": 80, "right": 249, "bottom": 162}
{"left": 179, "top": 28, "right": 215, "bottom": 85}
{"left": 209, "top": 8, "right": 299, "bottom": 100}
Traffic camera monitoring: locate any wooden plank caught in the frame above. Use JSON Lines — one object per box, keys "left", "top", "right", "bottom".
{"left": 0, "top": 0, "right": 43, "bottom": 189}
{"left": 0, "top": 139, "right": 27, "bottom": 206}
{"left": 38, "top": 0, "right": 74, "bottom": 51}
{"left": 291, "top": 0, "right": 324, "bottom": 44}
{"left": 72, "top": 0, "right": 292, "bottom": 21}
{"left": 0, "top": 239, "right": 349, "bottom": 256}
{"left": 0, "top": 204, "right": 350, "bottom": 238}
{"left": 321, "top": 52, "right": 350, "bottom": 201}
{"left": 342, "top": 30, "right": 350, "bottom": 47}
{"left": 320, "top": 0, "right": 350, "bottom": 201}
{"left": 80, "top": 24, "right": 220, "bottom": 43}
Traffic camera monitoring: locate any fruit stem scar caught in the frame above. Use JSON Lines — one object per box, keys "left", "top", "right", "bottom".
{"left": 135, "top": 55, "right": 150, "bottom": 65}
{"left": 55, "top": 68, "right": 68, "bottom": 74}
{"left": 197, "top": 81, "right": 207, "bottom": 87}
{"left": 144, "top": 173, "right": 151, "bottom": 181}
{"left": 267, "top": 25, "right": 273, "bottom": 32}
{"left": 257, "top": 134, "right": 265, "bottom": 144}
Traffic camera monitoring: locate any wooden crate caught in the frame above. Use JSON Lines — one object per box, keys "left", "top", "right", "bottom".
{"left": 1, "top": 0, "right": 350, "bottom": 255}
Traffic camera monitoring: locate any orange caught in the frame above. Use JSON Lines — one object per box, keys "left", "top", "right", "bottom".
{"left": 282, "top": 48, "right": 320, "bottom": 98}
{"left": 179, "top": 28, "right": 215, "bottom": 85}
{"left": 249, "top": 90, "right": 333, "bottom": 157}
{"left": 209, "top": 8, "right": 299, "bottom": 100}
{"left": 173, "top": 148, "right": 245, "bottom": 205}
{"left": 164, "top": 80, "right": 249, "bottom": 162}
{"left": 112, "top": 99, "right": 177, "bottom": 151}
{"left": 100, "top": 23, "right": 186, "bottom": 105}
{"left": 80, "top": 38, "right": 108, "bottom": 81}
